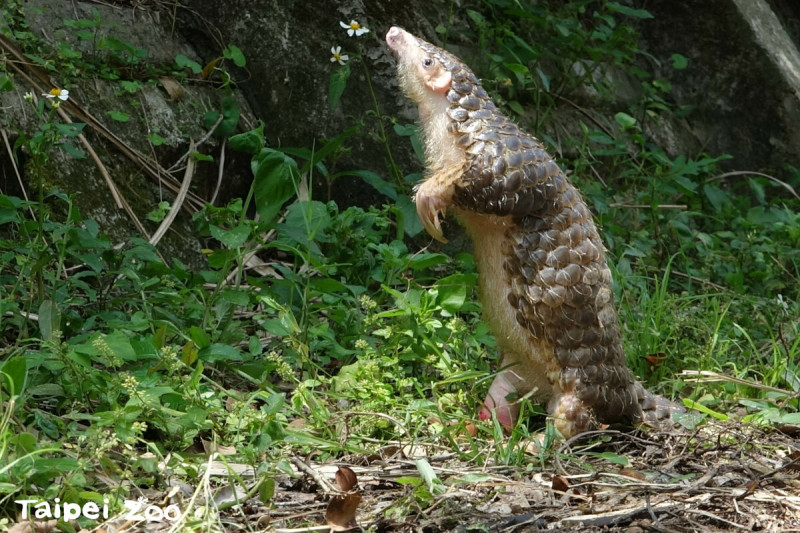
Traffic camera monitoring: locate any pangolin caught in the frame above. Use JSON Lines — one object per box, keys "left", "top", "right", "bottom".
{"left": 385, "top": 26, "right": 679, "bottom": 438}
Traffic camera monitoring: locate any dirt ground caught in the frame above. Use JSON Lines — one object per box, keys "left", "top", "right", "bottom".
{"left": 256, "top": 421, "right": 800, "bottom": 532}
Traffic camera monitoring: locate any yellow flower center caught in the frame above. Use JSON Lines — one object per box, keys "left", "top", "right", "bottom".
{"left": 350, "top": 22, "right": 360, "bottom": 30}
{"left": 49, "top": 88, "right": 61, "bottom": 96}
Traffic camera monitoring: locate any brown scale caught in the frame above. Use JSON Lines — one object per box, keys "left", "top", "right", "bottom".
{"left": 386, "top": 26, "right": 681, "bottom": 438}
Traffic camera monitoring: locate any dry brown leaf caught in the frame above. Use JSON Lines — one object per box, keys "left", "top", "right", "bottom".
{"left": 619, "top": 468, "right": 647, "bottom": 481}
{"left": 325, "top": 491, "right": 361, "bottom": 532}
{"left": 158, "top": 77, "right": 184, "bottom": 102}
{"left": 202, "top": 57, "right": 221, "bottom": 80}
{"left": 287, "top": 418, "right": 308, "bottom": 430}
{"left": 551, "top": 475, "right": 570, "bottom": 493}
{"left": 335, "top": 466, "right": 358, "bottom": 491}
{"left": 643, "top": 352, "right": 668, "bottom": 368}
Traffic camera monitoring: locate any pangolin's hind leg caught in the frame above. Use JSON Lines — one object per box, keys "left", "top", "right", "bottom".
{"left": 478, "top": 353, "right": 528, "bottom": 428}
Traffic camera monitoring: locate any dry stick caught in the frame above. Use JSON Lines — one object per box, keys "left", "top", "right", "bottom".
{"left": 668, "top": 270, "right": 728, "bottom": 292}
{"left": 707, "top": 170, "right": 800, "bottom": 201}
{"left": 56, "top": 107, "right": 155, "bottom": 241}
{"left": 61, "top": 98, "right": 207, "bottom": 211}
{"left": 166, "top": 113, "right": 224, "bottom": 173}
{"left": 289, "top": 456, "right": 337, "bottom": 494}
{"left": 0, "top": 32, "right": 206, "bottom": 211}
{"left": 679, "top": 370, "right": 792, "bottom": 396}
{"left": 0, "top": 128, "right": 36, "bottom": 219}
{"left": 0, "top": 35, "right": 153, "bottom": 239}
{"left": 209, "top": 137, "right": 226, "bottom": 206}
{"left": 55, "top": 108, "right": 123, "bottom": 211}
{"left": 150, "top": 142, "right": 196, "bottom": 247}
{"left": 609, "top": 203, "right": 688, "bottom": 209}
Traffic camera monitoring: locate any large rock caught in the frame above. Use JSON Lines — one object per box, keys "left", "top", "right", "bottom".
{"left": 637, "top": 0, "right": 800, "bottom": 175}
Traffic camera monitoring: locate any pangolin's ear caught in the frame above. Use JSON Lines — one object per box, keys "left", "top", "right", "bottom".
{"left": 426, "top": 70, "right": 452, "bottom": 94}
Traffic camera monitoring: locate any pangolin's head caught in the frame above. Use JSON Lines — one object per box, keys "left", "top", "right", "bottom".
{"left": 385, "top": 27, "right": 459, "bottom": 109}
{"left": 386, "top": 27, "right": 494, "bottom": 242}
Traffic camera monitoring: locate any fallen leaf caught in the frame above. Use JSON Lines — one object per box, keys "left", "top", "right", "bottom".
{"left": 335, "top": 466, "right": 358, "bottom": 491}
{"left": 202, "top": 57, "right": 221, "bottom": 80}
{"left": 644, "top": 352, "right": 668, "bottom": 367}
{"left": 158, "top": 77, "right": 184, "bottom": 102}
{"left": 326, "top": 466, "right": 361, "bottom": 531}
{"left": 325, "top": 491, "right": 361, "bottom": 532}
{"left": 619, "top": 468, "right": 647, "bottom": 481}
{"left": 551, "top": 475, "right": 570, "bottom": 493}
{"left": 287, "top": 418, "right": 308, "bottom": 430}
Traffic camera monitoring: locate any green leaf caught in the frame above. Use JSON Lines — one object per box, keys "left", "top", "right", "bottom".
{"left": 175, "top": 54, "right": 202, "bottom": 74}
{"left": 198, "top": 343, "right": 243, "bottom": 362}
{"left": 452, "top": 473, "right": 493, "bottom": 484}
{"left": 210, "top": 223, "right": 250, "bottom": 248}
{"left": 507, "top": 101, "right": 525, "bottom": 116}
{"left": 535, "top": 67, "right": 550, "bottom": 92}
{"left": 0, "top": 356, "right": 27, "bottom": 396}
{"left": 38, "top": 300, "right": 60, "bottom": 342}
{"left": 106, "top": 110, "right": 130, "bottom": 122}
{"left": 683, "top": 399, "right": 729, "bottom": 421}
{"left": 614, "top": 112, "right": 637, "bottom": 129}
{"left": 607, "top": 2, "right": 653, "bottom": 18}
{"left": 337, "top": 170, "right": 397, "bottom": 200}
{"left": 204, "top": 96, "right": 240, "bottom": 137}
{"left": 780, "top": 412, "right": 800, "bottom": 424}
{"left": 278, "top": 201, "right": 332, "bottom": 251}
{"left": 407, "top": 253, "right": 449, "bottom": 271}
{"left": 466, "top": 9, "right": 484, "bottom": 24}
{"left": 748, "top": 177, "right": 766, "bottom": 204}
{"left": 503, "top": 62, "right": 530, "bottom": 79}
{"left": 397, "top": 195, "right": 423, "bottom": 237}
{"left": 223, "top": 45, "right": 246, "bottom": 67}
{"left": 229, "top": 123, "right": 265, "bottom": 154}
{"left": 54, "top": 122, "right": 86, "bottom": 137}
{"left": 148, "top": 132, "right": 166, "bottom": 146}
{"left": 671, "top": 53, "right": 688, "bottom": 70}
{"left": 191, "top": 151, "right": 214, "bottom": 162}
{"left": 252, "top": 148, "right": 300, "bottom": 225}
{"left": 415, "top": 459, "right": 446, "bottom": 496}
{"left": 188, "top": 326, "right": 211, "bottom": 349}
{"left": 582, "top": 451, "right": 630, "bottom": 466}
{"left": 259, "top": 477, "right": 275, "bottom": 504}
{"left": 393, "top": 123, "right": 425, "bottom": 163}
{"left": 101, "top": 331, "right": 138, "bottom": 361}
{"left": 216, "top": 288, "right": 250, "bottom": 306}
{"left": 702, "top": 184, "right": 729, "bottom": 211}
{"left": 119, "top": 80, "right": 141, "bottom": 93}
{"left": 59, "top": 142, "right": 86, "bottom": 159}
{"left": 329, "top": 64, "right": 350, "bottom": 109}
{"left": 0, "top": 75, "right": 13, "bottom": 91}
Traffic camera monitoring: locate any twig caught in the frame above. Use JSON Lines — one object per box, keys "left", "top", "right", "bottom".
{"left": 0, "top": 128, "right": 35, "bottom": 218}
{"left": 166, "top": 113, "right": 224, "bottom": 173}
{"left": 609, "top": 203, "right": 687, "bottom": 210}
{"left": 668, "top": 270, "right": 728, "bottom": 292}
{"left": 150, "top": 141, "right": 196, "bottom": 247}
{"left": 290, "top": 456, "right": 337, "bottom": 494}
{"left": 679, "top": 370, "right": 792, "bottom": 395}
{"left": 56, "top": 107, "right": 124, "bottom": 209}
{"left": 209, "top": 137, "right": 226, "bottom": 206}
{"left": 707, "top": 170, "right": 800, "bottom": 201}
{"left": 0, "top": 32, "right": 207, "bottom": 212}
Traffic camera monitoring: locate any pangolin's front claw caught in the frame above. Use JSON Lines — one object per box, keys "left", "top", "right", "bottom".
{"left": 414, "top": 190, "right": 448, "bottom": 243}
